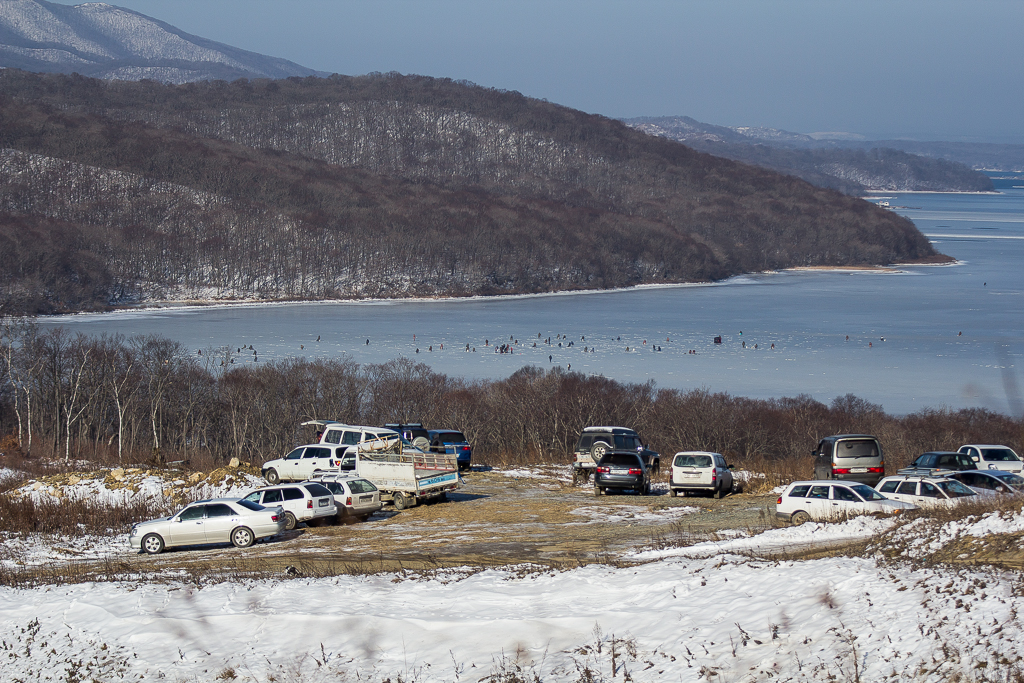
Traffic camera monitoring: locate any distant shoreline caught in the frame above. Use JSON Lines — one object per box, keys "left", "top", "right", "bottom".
{"left": 39, "top": 261, "right": 960, "bottom": 320}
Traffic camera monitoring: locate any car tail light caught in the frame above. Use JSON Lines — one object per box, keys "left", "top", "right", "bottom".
{"left": 867, "top": 467, "right": 884, "bottom": 473}
{"left": 271, "top": 514, "right": 279, "bottom": 522}
{"left": 307, "top": 499, "right": 313, "bottom": 509}
{"left": 712, "top": 472, "right": 717, "bottom": 481}
{"left": 346, "top": 496, "right": 352, "bottom": 505}
{"left": 628, "top": 468, "right": 642, "bottom": 475}
{"left": 777, "top": 496, "right": 782, "bottom": 505}
{"left": 833, "top": 468, "right": 851, "bottom": 474}
{"left": 597, "top": 466, "right": 611, "bottom": 473}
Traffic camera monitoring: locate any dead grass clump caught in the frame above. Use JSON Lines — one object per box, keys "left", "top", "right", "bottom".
{"left": 730, "top": 453, "right": 813, "bottom": 493}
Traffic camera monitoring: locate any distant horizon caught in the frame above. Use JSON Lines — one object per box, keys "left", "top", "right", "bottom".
{"left": 40, "top": 0, "right": 1024, "bottom": 145}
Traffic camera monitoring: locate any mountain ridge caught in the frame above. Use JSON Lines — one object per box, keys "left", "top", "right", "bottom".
{"left": 0, "top": 0, "right": 323, "bottom": 82}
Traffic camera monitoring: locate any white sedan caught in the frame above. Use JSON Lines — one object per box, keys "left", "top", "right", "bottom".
{"left": 130, "top": 498, "right": 286, "bottom": 554}
{"left": 775, "top": 480, "right": 916, "bottom": 523}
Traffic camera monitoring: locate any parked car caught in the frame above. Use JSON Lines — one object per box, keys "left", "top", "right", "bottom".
{"left": 812, "top": 434, "right": 885, "bottom": 486}
{"left": 594, "top": 451, "right": 651, "bottom": 496}
{"left": 572, "top": 426, "right": 659, "bottom": 484}
{"left": 669, "top": 451, "right": 735, "bottom": 498}
{"left": 262, "top": 443, "right": 348, "bottom": 484}
{"left": 428, "top": 429, "right": 473, "bottom": 471}
{"left": 948, "top": 469, "right": 1024, "bottom": 496}
{"left": 304, "top": 420, "right": 402, "bottom": 455}
{"left": 899, "top": 451, "right": 977, "bottom": 475}
{"left": 957, "top": 444, "right": 1023, "bottom": 474}
{"left": 386, "top": 423, "right": 431, "bottom": 449}
{"left": 242, "top": 482, "right": 337, "bottom": 530}
{"left": 130, "top": 498, "right": 286, "bottom": 554}
{"left": 875, "top": 474, "right": 977, "bottom": 508}
{"left": 314, "top": 473, "right": 383, "bottom": 522}
{"left": 775, "top": 481, "right": 915, "bottom": 523}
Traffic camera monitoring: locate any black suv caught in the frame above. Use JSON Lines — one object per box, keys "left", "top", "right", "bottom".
{"left": 899, "top": 451, "right": 977, "bottom": 474}
{"left": 572, "top": 426, "right": 659, "bottom": 484}
{"left": 594, "top": 452, "right": 651, "bottom": 496}
{"left": 385, "top": 423, "right": 430, "bottom": 447}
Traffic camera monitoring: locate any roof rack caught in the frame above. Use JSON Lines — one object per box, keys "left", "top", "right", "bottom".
{"left": 895, "top": 467, "right": 958, "bottom": 477}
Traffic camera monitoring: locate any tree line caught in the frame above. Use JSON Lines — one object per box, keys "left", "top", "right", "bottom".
{"left": 2, "top": 322, "right": 1019, "bottom": 473}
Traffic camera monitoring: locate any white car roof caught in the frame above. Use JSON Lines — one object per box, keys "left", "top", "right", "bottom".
{"left": 674, "top": 451, "right": 721, "bottom": 457}
{"left": 880, "top": 473, "right": 956, "bottom": 483}
{"left": 961, "top": 444, "right": 1017, "bottom": 450}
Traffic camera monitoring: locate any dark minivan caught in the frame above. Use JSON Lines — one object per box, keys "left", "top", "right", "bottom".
{"left": 812, "top": 434, "right": 885, "bottom": 486}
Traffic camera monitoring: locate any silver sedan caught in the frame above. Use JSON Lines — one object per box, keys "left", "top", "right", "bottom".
{"left": 129, "top": 498, "right": 286, "bottom": 554}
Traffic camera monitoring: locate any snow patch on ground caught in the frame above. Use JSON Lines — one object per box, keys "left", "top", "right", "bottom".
{"left": 569, "top": 504, "right": 700, "bottom": 524}
{"left": 631, "top": 514, "right": 896, "bottom": 561}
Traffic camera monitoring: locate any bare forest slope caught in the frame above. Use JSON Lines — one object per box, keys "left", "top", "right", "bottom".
{"left": 0, "top": 70, "right": 943, "bottom": 314}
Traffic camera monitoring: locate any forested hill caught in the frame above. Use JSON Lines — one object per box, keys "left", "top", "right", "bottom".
{"left": 0, "top": 70, "right": 945, "bottom": 314}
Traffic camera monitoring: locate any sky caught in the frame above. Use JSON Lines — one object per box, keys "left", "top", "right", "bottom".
{"left": 49, "top": 0, "right": 1024, "bottom": 144}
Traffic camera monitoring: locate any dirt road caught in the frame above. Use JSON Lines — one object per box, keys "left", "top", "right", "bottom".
{"left": 113, "top": 466, "right": 780, "bottom": 579}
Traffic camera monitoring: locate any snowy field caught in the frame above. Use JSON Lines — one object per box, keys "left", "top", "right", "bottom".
{"left": 2, "top": 467, "right": 1024, "bottom": 681}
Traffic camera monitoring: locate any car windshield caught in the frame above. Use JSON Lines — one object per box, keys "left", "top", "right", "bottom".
{"left": 996, "top": 473, "right": 1024, "bottom": 488}
{"left": 981, "top": 448, "right": 1021, "bottom": 462}
{"left": 676, "top": 455, "right": 712, "bottom": 468}
{"left": 436, "top": 432, "right": 467, "bottom": 444}
{"left": 303, "top": 483, "right": 333, "bottom": 497}
{"left": 849, "top": 484, "right": 886, "bottom": 501}
{"left": 236, "top": 499, "right": 264, "bottom": 511}
{"left": 601, "top": 454, "right": 640, "bottom": 467}
{"left": 936, "top": 479, "right": 976, "bottom": 497}
{"left": 836, "top": 439, "right": 879, "bottom": 458}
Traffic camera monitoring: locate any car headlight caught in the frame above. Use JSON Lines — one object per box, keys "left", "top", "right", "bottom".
{"left": 130, "top": 525, "right": 139, "bottom": 536}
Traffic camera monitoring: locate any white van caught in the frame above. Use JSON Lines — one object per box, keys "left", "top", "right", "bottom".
{"left": 957, "top": 444, "right": 1023, "bottom": 474}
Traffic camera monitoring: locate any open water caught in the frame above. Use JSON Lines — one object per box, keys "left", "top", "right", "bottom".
{"left": 39, "top": 178, "right": 1024, "bottom": 415}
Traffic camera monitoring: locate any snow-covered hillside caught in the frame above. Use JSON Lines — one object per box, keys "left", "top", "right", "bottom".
{"left": 0, "top": 0, "right": 321, "bottom": 82}
{"left": 1, "top": 511, "right": 1023, "bottom": 682}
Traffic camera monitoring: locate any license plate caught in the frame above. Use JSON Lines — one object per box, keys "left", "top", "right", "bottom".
{"left": 359, "top": 495, "right": 372, "bottom": 502}
{"left": 612, "top": 468, "right": 629, "bottom": 474}
{"left": 851, "top": 467, "right": 867, "bottom": 473}
{"left": 319, "top": 499, "right": 330, "bottom": 507}
{"left": 683, "top": 472, "right": 699, "bottom": 478}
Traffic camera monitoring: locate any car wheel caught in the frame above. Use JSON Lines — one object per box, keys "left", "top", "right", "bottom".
{"left": 393, "top": 492, "right": 412, "bottom": 510}
{"left": 231, "top": 526, "right": 255, "bottom": 548}
{"left": 669, "top": 489, "right": 677, "bottom": 498}
{"left": 594, "top": 486, "right": 603, "bottom": 496}
{"left": 283, "top": 511, "right": 297, "bottom": 531}
{"left": 265, "top": 468, "right": 280, "bottom": 485}
{"left": 791, "top": 511, "right": 811, "bottom": 525}
{"left": 141, "top": 533, "right": 164, "bottom": 555}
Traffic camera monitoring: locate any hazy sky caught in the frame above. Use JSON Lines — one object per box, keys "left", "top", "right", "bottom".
{"left": 52, "top": 0, "right": 1024, "bottom": 143}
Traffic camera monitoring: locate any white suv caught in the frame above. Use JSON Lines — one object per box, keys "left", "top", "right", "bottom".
{"left": 957, "top": 444, "right": 1023, "bottom": 474}
{"left": 242, "top": 482, "right": 337, "bottom": 530}
{"left": 875, "top": 474, "right": 977, "bottom": 508}
{"left": 314, "top": 473, "right": 383, "bottom": 522}
{"left": 262, "top": 444, "right": 347, "bottom": 484}
{"left": 669, "top": 451, "right": 736, "bottom": 498}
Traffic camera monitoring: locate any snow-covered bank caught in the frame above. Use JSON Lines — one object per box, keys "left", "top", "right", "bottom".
{"left": 0, "top": 551, "right": 1020, "bottom": 682}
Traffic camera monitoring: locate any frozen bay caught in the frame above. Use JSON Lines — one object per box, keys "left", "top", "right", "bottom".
{"left": 40, "top": 184, "right": 1024, "bottom": 415}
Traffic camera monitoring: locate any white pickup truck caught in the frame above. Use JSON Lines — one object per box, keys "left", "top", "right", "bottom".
{"left": 354, "top": 436, "right": 460, "bottom": 509}
{"left": 300, "top": 420, "right": 460, "bottom": 509}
